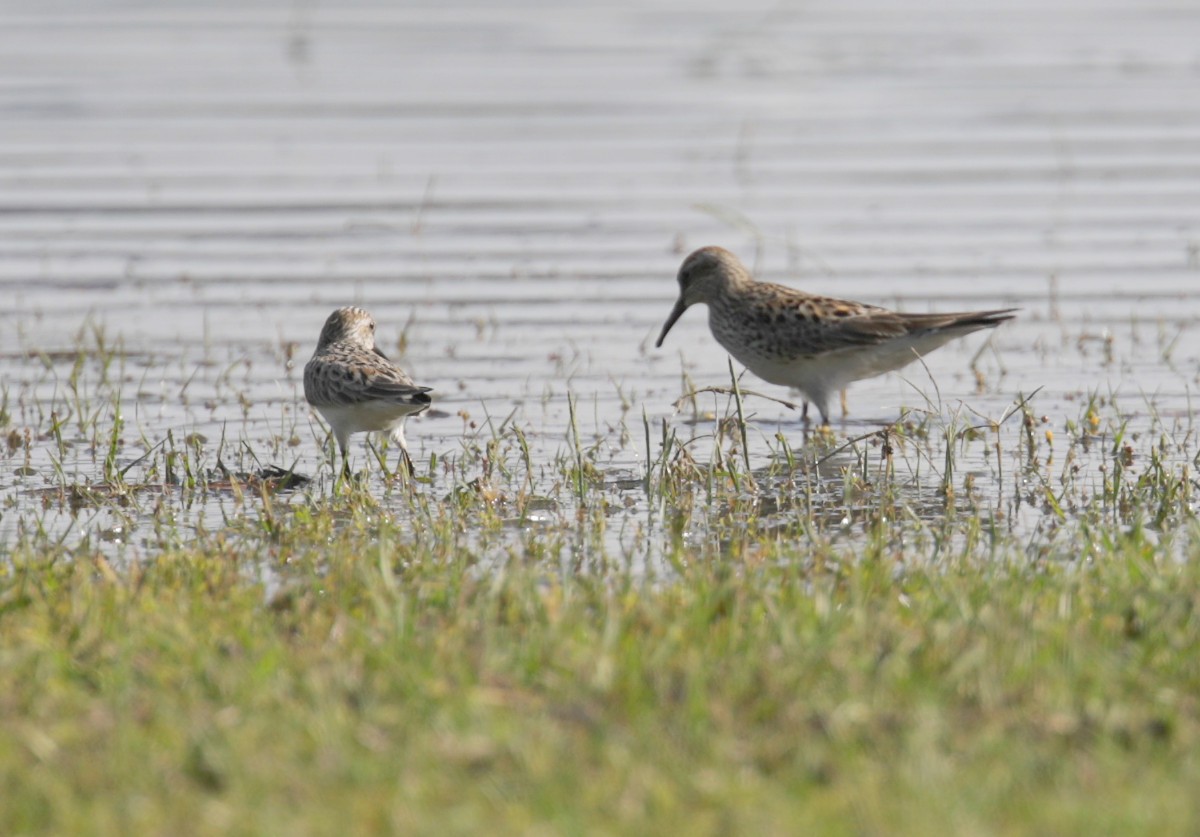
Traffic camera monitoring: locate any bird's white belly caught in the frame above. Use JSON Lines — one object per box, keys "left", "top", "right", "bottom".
{"left": 727, "top": 337, "right": 944, "bottom": 391}
{"left": 317, "top": 402, "right": 417, "bottom": 435}
{"left": 736, "top": 353, "right": 855, "bottom": 402}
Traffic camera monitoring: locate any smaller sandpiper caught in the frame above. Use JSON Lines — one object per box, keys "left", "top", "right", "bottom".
{"left": 303, "top": 306, "right": 432, "bottom": 476}
{"left": 656, "top": 246, "right": 1016, "bottom": 425}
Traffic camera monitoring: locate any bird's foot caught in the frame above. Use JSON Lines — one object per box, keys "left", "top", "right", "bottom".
{"left": 384, "top": 448, "right": 418, "bottom": 489}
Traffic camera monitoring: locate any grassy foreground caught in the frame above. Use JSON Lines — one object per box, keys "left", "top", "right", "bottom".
{"left": 3, "top": 490, "right": 1199, "bottom": 836}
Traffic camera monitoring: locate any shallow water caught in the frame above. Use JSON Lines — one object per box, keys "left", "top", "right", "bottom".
{"left": 2, "top": 0, "right": 1199, "bottom": 564}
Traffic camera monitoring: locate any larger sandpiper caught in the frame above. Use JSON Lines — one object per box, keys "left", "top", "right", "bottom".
{"left": 656, "top": 246, "right": 1016, "bottom": 425}
{"left": 304, "top": 306, "right": 433, "bottom": 475}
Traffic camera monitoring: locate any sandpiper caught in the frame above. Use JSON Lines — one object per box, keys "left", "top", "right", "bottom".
{"left": 656, "top": 246, "right": 1016, "bottom": 425}
{"left": 303, "top": 306, "right": 432, "bottom": 475}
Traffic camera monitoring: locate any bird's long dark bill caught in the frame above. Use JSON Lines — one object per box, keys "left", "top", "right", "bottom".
{"left": 655, "top": 298, "right": 688, "bottom": 347}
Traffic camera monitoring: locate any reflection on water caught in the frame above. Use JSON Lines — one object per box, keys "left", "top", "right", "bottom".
{"left": 2, "top": 0, "right": 1198, "bottom": 566}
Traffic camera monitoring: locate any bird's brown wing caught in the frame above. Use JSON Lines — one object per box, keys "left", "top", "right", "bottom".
{"left": 305, "top": 352, "right": 432, "bottom": 409}
{"left": 739, "top": 283, "right": 1016, "bottom": 358}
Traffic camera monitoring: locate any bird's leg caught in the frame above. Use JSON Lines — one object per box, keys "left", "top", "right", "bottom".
{"left": 398, "top": 446, "right": 414, "bottom": 477}
{"left": 801, "top": 401, "right": 810, "bottom": 425}
{"left": 332, "top": 447, "right": 352, "bottom": 490}
{"left": 840, "top": 389, "right": 848, "bottom": 419}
